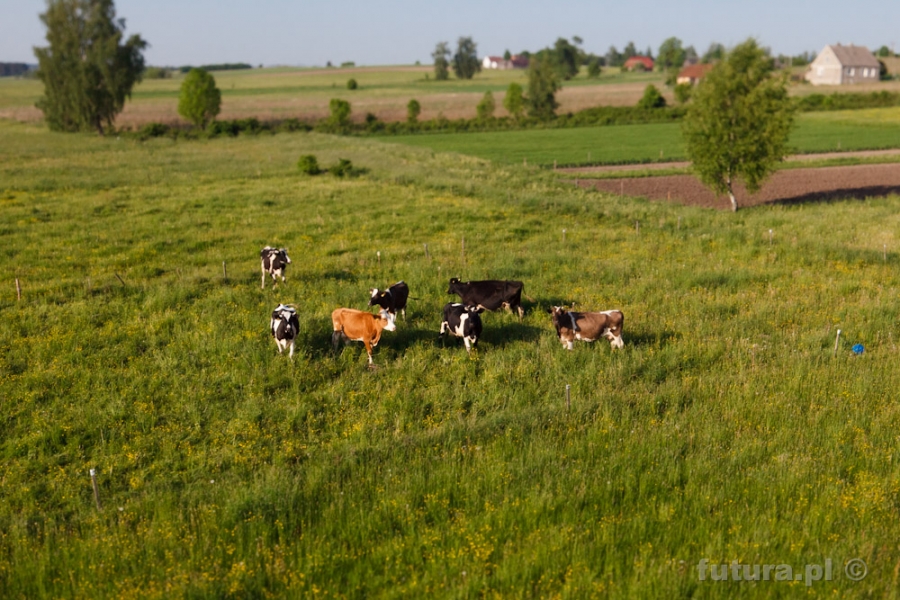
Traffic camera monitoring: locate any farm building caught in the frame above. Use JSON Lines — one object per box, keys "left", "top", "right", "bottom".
{"left": 676, "top": 63, "right": 714, "bottom": 85}
{"left": 805, "top": 44, "right": 880, "bottom": 85}
{"left": 623, "top": 56, "right": 654, "bottom": 71}
{"left": 481, "top": 55, "right": 529, "bottom": 70}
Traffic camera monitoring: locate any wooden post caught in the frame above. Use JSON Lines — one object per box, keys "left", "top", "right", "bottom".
{"left": 553, "top": 159, "right": 557, "bottom": 169}
{"left": 562, "top": 228, "right": 566, "bottom": 243}
{"left": 461, "top": 237, "right": 465, "bottom": 263}
{"left": 833, "top": 329, "right": 842, "bottom": 357}
{"left": 424, "top": 243, "right": 430, "bottom": 259}
{"left": 377, "top": 251, "right": 381, "bottom": 265}
{"left": 769, "top": 229, "right": 773, "bottom": 245}
{"left": 222, "top": 261, "right": 228, "bottom": 281}
{"left": 114, "top": 273, "right": 126, "bottom": 287}
{"left": 884, "top": 244, "right": 887, "bottom": 262}
{"left": 90, "top": 469, "right": 102, "bottom": 511}
{"left": 635, "top": 221, "right": 640, "bottom": 235}
{"left": 15, "top": 278, "right": 21, "bottom": 301}
{"left": 566, "top": 384, "right": 571, "bottom": 412}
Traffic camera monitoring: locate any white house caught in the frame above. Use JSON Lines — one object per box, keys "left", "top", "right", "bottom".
{"left": 481, "top": 55, "right": 529, "bottom": 70}
{"left": 805, "top": 44, "right": 880, "bottom": 85}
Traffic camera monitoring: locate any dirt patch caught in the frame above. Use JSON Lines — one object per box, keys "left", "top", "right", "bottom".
{"left": 575, "top": 163, "right": 900, "bottom": 210}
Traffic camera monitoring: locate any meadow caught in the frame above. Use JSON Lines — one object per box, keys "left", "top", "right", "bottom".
{"left": 385, "top": 107, "right": 900, "bottom": 167}
{"left": 2, "top": 117, "right": 900, "bottom": 598}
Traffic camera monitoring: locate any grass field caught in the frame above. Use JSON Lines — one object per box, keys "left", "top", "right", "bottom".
{"left": 384, "top": 107, "right": 900, "bottom": 167}
{"left": 2, "top": 118, "right": 900, "bottom": 597}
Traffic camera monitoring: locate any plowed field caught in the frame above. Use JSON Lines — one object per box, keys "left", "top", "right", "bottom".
{"left": 575, "top": 162, "right": 900, "bottom": 209}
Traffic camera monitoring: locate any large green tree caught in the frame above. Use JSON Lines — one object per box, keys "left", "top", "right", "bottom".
{"left": 657, "top": 36, "right": 686, "bottom": 71}
{"left": 452, "top": 36, "right": 480, "bottom": 80}
{"left": 503, "top": 82, "right": 525, "bottom": 120}
{"left": 34, "top": 0, "right": 146, "bottom": 134}
{"left": 525, "top": 55, "right": 560, "bottom": 120}
{"left": 177, "top": 68, "right": 221, "bottom": 128}
{"left": 432, "top": 42, "right": 450, "bottom": 81}
{"left": 682, "top": 39, "right": 795, "bottom": 212}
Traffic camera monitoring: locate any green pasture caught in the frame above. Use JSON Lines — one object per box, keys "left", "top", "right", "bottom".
{"left": 2, "top": 120, "right": 900, "bottom": 598}
{"left": 384, "top": 107, "right": 900, "bottom": 167}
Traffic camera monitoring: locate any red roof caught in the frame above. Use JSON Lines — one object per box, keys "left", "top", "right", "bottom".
{"left": 623, "top": 56, "right": 654, "bottom": 70}
{"left": 677, "top": 63, "right": 714, "bottom": 80}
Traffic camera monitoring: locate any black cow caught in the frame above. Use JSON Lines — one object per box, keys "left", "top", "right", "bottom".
{"left": 368, "top": 281, "right": 410, "bottom": 327}
{"left": 439, "top": 303, "right": 484, "bottom": 353}
{"left": 447, "top": 277, "right": 525, "bottom": 319}
{"left": 270, "top": 304, "right": 300, "bottom": 358}
{"left": 260, "top": 247, "right": 292, "bottom": 288}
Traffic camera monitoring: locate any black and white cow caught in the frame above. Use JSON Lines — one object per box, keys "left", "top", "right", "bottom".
{"left": 368, "top": 281, "right": 409, "bottom": 327}
{"left": 439, "top": 303, "right": 484, "bottom": 353}
{"left": 270, "top": 304, "right": 300, "bottom": 358}
{"left": 447, "top": 277, "right": 525, "bottom": 319}
{"left": 260, "top": 247, "right": 292, "bottom": 289}
{"left": 548, "top": 306, "right": 624, "bottom": 350}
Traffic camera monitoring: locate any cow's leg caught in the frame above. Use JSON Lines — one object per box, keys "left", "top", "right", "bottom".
{"left": 289, "top": 341, "right": 295, "bottom": 359}
{"left": 567, "top": 340, "right": 574, "bottom": 351}
{"left": 401, "top": 308, "right": 406, "bottom": 320}
{"left": 463, "top": 336, "right": 472, "bottom": 353}
{"left": 332, "top": 330, "right": 343, "bottom": 352}
{"left": 261, "top": 266, "right": 266, "bottom": 289}
{"left": 611, "top": 334, "right": 624, "bottom": 349}
{"left": 516, "top": 305, "right": 524, "bottom": 321}
{"left": 439, "top": 321, "right": 448, "bottom": 336}
{"left": 363, "top": 339, "right": 374, "bottom": 365}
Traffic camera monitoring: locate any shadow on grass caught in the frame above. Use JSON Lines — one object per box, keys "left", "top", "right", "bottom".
{"left": 625, "top": 329, "right": 681, "bottom": 348}
{"left": 775, "top": 184, "right": 900, "bottom": 206}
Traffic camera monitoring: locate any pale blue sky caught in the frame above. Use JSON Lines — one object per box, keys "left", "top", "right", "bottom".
{"left": 2, "top": 0, "right": 898, "bottom": 67}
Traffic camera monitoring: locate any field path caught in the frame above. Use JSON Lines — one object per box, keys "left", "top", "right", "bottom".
{"left": 558, "top": 148, "right": 900, "bottom": 174}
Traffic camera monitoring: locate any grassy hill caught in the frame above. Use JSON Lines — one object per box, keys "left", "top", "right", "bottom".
{"left": 1, "top": 120, "right": 899, "bottom": 597}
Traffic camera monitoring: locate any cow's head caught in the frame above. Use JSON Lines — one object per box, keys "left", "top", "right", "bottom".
{"left": 447, "top": 277, "right": 462, "bottom": 294}
{"left": 465, "top": 305, "right": 484, "bottom": 315}
{"left": 548, "top": 306, "right": 567, "bottom": 328}
{"left": 279, "top": 249, "right": 292, "bottom": 264}
{"left": 379, "top": 310, "right": 397, "bottom": 332}
{"left": 368, "top": 288, "right": 389, "bottom": 306}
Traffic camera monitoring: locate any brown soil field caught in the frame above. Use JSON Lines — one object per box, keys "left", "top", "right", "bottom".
{"left": 574, "top": 162, "right": 900, "bottom": 210}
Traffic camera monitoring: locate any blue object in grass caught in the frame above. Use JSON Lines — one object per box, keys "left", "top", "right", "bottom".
{"left": 852, "top": 344, "right": 864, "bottom": 355}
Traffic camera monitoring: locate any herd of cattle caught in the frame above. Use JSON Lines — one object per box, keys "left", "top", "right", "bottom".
{"left": 261, "top": 246, "right": 625, "bottom": 365}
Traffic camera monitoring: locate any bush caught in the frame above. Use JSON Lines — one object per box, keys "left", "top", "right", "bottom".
{"left": 407, "top": 99, "right": 421, "bottom": 123}
{"left": 637, "top": 84, "right": 667, "bottom": 109}
{"left": 476, "top": 91, "right": 495, "bottom": 120}
{"left": 587, "top": 59, "right": 602, "bottom": 78}
{"left": 327, "top": 98, "right": 352, "bottom": 129}
{"left": 297, "top": 155, "right": 321, "bottom": 175}
{"left": 328, "top": 158, "right": 354, "bottom": 177}
{"left": 139, "top": 122, "right": 170, "bottom": 138}
{"left": 347, "top": 78, "right": 358, "bottom": 90}
{"left": 674, "top": 83, "right": 693, "bottom": 104}
{"left": 178, "top": 68, "right": 221, "bottom": 127}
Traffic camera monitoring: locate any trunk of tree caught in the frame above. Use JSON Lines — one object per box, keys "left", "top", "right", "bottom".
{"left": 726, "top": 176, "right": 738, "bottom": 212}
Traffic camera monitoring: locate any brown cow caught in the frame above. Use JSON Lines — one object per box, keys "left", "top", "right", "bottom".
{"left": 549, "top": 306, "right": 624, "bottom": 350}
{"left": 331, "top": 308, "right": 395, "bottom": 366}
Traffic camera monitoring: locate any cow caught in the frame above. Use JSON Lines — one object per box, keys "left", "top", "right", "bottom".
{"left": 439, "top": 303, "right": 484, "bottom": 353}
{"left": 270, "top": 304, "right": 300, "bottom": 359}
{"left": 331, "top": 308, "right": 395, "bottom": 366}
{"left": 548, "top": 306, "right": 624, "bottom": 350}
{"left": 447, "top": 277, "right": 525, "bottom": 320}
{"left": 368, "top": 281, "right": 410, "bottom": 328}
{"left": 260, "top": 247, "right": 292, "bottom": 289}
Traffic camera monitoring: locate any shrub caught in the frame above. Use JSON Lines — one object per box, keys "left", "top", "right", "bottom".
{"left": 139, "top": 122, "right": 170, "bottom": 138}
{"left": 674, "top": 83, "right": 693, "bottom": 104}
{"left": 407, "top": 99, "right": 421, "bottom": 123}
{"left": 178, "top": 68, "right": 221, "bottom": 127}
{"left": 328, "top": 158, "right": 354, "bottom": 177}
{"left": 328, "top": 98, "right": 352, "bottom": 128}
{"left": 586, "top": 59, "right": 602, "bottom": 78}
{"left": 297, "top": 155, "right": 321, "bottom": 175}
{"left": 476, "top": 91, "right": 496, "bottom": 120}
{"left": 347, "top": 78, "right": 358, "bottom": 90}
{"left": 637, "top": 84, "right": 667, "bottom": 109}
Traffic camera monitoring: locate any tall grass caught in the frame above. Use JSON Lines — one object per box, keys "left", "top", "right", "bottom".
{"left": 1, "top": 120, "right": 900, "bottom": 597}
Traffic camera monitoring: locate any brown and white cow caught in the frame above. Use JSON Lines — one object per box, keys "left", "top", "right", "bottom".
{"left": 331, "top": 308, "right": 395, "bottom": 366}
{"left": 549, "top": 306, "right": 624, "bottom": 350}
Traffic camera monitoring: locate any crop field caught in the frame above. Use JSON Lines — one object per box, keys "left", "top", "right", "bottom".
{"left": 2, "top": 118, "right": 900, "bottom": 597}
{"left": 0, "top": 66, "right": 668, "bottom": 126}
{"left": 384, "top": 107, "right": 900, "bottom": 167}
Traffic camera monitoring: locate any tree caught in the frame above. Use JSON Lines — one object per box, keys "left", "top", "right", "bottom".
{"left": 476, "top": 91, "right": 495, "bottom": 120}
{"left": 673, "top": 82, "right": 692, "bottom": 104}
{"left": 526, "top": 55, "right": 560, "bottom": 120}
{"left": 177, "top": 68, "right": 221, "bottom": 127}
{"left": 432, "top": 42, "right": 450, "bottom": 81}
{"left": 605, "top": 45, "right": 622, "bottom": 68}
{"left": 34, "top": 0, "right": 147, "bottom": 134}
{"left": 586, "top": 57, "right": 602, "bottom": 78}
{"left": 503, "top": 49, "right": 512, "bottom": 61}
{"left": 657, "top": 37, "right": 686, "bottom": 70}
{"left": 702, "top": 42, "right": 726, "bottom": 63}
{"left": 328, "top": 98, "right": 352, "bottom": 129}
{"left": 623, "top": 41, "right": 638, "bottom": 60}
{"left": 637, "top": 84, "right": 666, "bottom": 109}
{"left": 407, "top": 99, "right": 421, "bottom": 123}
{"left": 552, "top": 37, "right": 580, "bottom": 80}
{"left": 452, "top": 36, "right": 480, "bottom": 80}
{"left": 503, "top": 82, "right": 525, "bottom": 120}
{"left": 682, "top": 39, "right": 795, "bottom": 212}
{"left": 346, "top": 78, "right": 357, "bottom": 90}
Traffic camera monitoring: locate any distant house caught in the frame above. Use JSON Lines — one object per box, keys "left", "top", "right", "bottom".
{"left": 676, "top": 63, "right": 714, "bottom": 85}
{"left": 482, "top": 55, "right": 529, "bottom": 70}
{"left": 805, "top": 44, "right": 880, "bottom": 85}
{"left": 623, "top": 56, "right": 654, "bottom": 71}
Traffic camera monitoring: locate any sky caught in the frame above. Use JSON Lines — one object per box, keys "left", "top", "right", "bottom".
{"left": 2, "top": 0, "right": 898, "bottom": 67}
